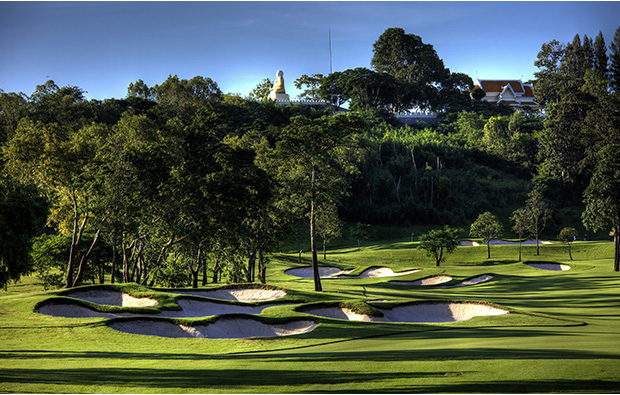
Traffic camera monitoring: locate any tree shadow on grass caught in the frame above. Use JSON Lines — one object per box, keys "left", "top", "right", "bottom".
{"left": 3, "top": 337, "right": 618, "bottom": 362}
{"left": 1, "top": 362, "right": 618, "bottom": 393}
{"left": 0, "top": 367, "right": 459, "bottom": 390}
{"left": 384, "top": 379, "right": 620, "bottom": 394}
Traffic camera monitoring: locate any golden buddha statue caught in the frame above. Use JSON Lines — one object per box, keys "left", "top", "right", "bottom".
{"left": 269, "top": 70, "right": 290, "bottom": 101}
{"left": 272, "top": 70, "right": 286, "bottom": 94}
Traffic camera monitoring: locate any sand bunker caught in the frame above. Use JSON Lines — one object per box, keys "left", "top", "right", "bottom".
{"left": 285, "top": 266, "right": 420, "bottom": 279}
{"left": 390, "top": 275, "right": 453, "bottom": 286}
{"left": 166, "top": 288, "right": 287, "bottom": 302}
{"left": 348, "top": 267, "right": 421, "bottom": 278}
{"left": 379, "top": 302, "right": 508, "bottom": 323}
{"left": 525, "top": 263, "right": 571, "bottom": 271}
{"left": 489, "top": 239, "right": 551, "bottom": 245}
{"left": 38, "top": 303, "right": 141, "bottom": 318}
{"left": 38, "top": 298, "right": 287, "bottom": 319}
{"left": 344, "top": 266, "right": 421, "bottom": 278}
{"left": 61, "top": 289, "right": 158, "bottom": 307}
{"left": 460, "top": 239, "right": 551, "bottom": 246}
{"left": 300, "top": 306, "right": 374, "bottom": 321}
{"left": 439, "top": 274, "right": 494, "bottom": 288}
{"left": 109, "top": 317, "right": 317, "bottom": 339}
{"left": 285, "top": 266, "right": 354, "bottom": 278}
{"left": 302, "top": 302, "right": 508, "bottom": 323}
{"left": 158, "top": 298, "right": 287, "bottom": 318}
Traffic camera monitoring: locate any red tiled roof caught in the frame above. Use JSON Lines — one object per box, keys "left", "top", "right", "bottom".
{"left": 478, "top": 80, "right": 525, "bottom": 94}
{"left": 523, "top": 85, "right": 535, "bottom": 97}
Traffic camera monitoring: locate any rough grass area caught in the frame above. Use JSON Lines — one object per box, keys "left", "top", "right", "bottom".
{"left": 1, "top": 240, "right": 619, "bottom": 392}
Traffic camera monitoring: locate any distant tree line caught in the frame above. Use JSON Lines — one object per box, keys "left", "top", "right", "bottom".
{"left": 2, "top": 25, "right": 620, "bottom": 291}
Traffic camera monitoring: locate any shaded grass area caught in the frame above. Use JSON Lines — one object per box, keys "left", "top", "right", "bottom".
{"left": 1, "top": 239, "right": 619, "bottom": 392}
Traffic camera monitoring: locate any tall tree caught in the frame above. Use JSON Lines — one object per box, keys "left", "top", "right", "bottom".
{"left": 315, "top": 202, "right": 342, "bottom": 260}
{"left": 0, "top": 177, "right": 47, "bottom": 290}
{"left": 562, "top": 34, "right": 587, "bottom": 89}
{"left": 524, "top": 188, "right": 552, "bottom": 256}
{"left": 470, "top": 211, "right": 503, "bottom": 259}
{"left": 320, "top": 68, "right": 396, "bottom": 110}
{"left": 28, "top": 80, "right": 95, "bottom": 130}
{"left": 2, "top": 120, "right": 108, "bottom": 287}
{"left": 371, "top": 27, "right": 450, "bottom": 112}
{"left": 510, "top": 208, "right": 529, "bottom": 262}
{"left": 418, "top": 226, "right": 460, "bottom": 267}
{"left": 127, "top": 79, "right": 153, "bottom": 100}
{"left": 248, "top": 78, "right": 273, "bottom": 101}
{"left": 558, "top": 227, "right": 578, "bottom": 261}
{"left": 294, "top": 74, "right": 325, "bottom": 101}
{"left": 583, "top": 34, "right": 595, "bottom": 71}
{"left": 593, "top": 31, "right": 609, "bottom": 75}
{"left": 0, "top": 91, "right": 28, "bottom": 144}
{"left": 609, "top": 25, "right": 620, "bottom": 92}
{"left": 272, "top": 113, "right": 364, "bottom": 291}
{"left": 534, "top": 40, "right": 566, "bottom": 105}
{"left": 582, "top": 144, "right": 620, "bottom": 271}
{"left": 151, "top": 75, "right": 222, "bottom": 123}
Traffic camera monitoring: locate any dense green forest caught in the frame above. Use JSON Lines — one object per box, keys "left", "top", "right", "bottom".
{"left": 1, "top": 27, "right": 619, "bottom": 290}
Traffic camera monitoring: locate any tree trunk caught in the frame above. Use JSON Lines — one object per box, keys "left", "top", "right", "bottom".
{"left": 258, "top": 245, "right": 266, "bottom": 284}
{"left": 99, "top": 261, "right": 105, "bottom": 284}
{"left": 410, "top": 146, "right": 418, "bottom": 192}
{"left": 245, "top": 247, "right": 257, "bottom": 283}
{"left": 486, "top": 240, "right": 491, "bottom": 259}
{"left": 614, "top": 225, "right": 619, "bottom": 272}
{"left": 66, "top": 195, "right": 87, "bottom": 288}
{"left": 518, "top": 233, "right": 522, "bottom": 262}
{"left": 310, "top": 167, "right": 322, "bottom": 292}
{"left": 202, "top": 256, "right": 208, "bottom": 285}
{"left": 323, "top": 238, "right": 327, "bottom": 260}
{"left": 394, "top": 175, "right": 402, "bottom": 204}
{"left": 139, "top": 252, "right": 149, "bottom": 286}
{"left": 212, "top": 257, "right": 219, "bottom": 283}
{"left": 190, "top": 248, "right": 201, "bottom": 288}
{"left": 297, "top": 226, "right": 302, "bottom": 263}
{"left": 436, "top": 157, "right": 441, "bottom": 203}
{"left": 72, "top": 226, "right": 102, "bottom": 287}
{"left": 122, "top": 238, "right": 137, "bottom": 283}
{"left": 111, "top": 238, "right": 117, "bottom": 284}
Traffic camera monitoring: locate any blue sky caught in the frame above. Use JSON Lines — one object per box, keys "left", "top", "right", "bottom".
{"left": 1, "top": 1, "right": 619, "bottom": 100}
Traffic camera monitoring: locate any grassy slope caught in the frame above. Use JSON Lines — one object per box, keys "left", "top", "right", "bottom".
{"left": 1, "top": 240, "right": 619, "bottom": 393}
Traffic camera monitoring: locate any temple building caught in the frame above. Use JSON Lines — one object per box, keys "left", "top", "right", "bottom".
{"left": 475, "top": 79, "right": 541, "bottom": 110}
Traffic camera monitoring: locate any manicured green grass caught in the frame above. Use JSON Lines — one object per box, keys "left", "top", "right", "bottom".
{"left": 1, "top": 239, "right": 619, "bottom": 393}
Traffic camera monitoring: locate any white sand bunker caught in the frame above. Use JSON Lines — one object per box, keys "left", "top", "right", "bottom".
{"left": 299, "top": 306, "right": 375, "bottom": 322}
{"left": 167, "top": 287, "right": 286, "bottom": 302}
{"left": 438, "top": 274, "right": 494, "bottom": 288}
{"left": 38, "top": 303, "right": 141, "bottom": 318}
{"left": 525, "top": 263, "right": 571, "bottom": 271}
{"left": 345, "top": 267, "right": 421, "bottom": 278}
{"left": 109, "top": 317, "right": 317, "bottom": 339}
{"left": 302, "top": 302, "right": 508, "bottom": 323}
{"left": 459, "top": 240, "right": 480, "bottom": 247}
{"left": 62, "top": 289, "right": 158, "bottom": 307}
{"left": 489, "top": 239, "right": 551, "bottom": 245}
{"left": 285, "top": 266, "right": 354, "bottom": 278}
{"left": 379, "top": 302, "right": 508, "bottom": 323}
{"left": 38, "top": 298, "right": 287, "bottom": 319}
{"left": 158, "top": 298, "right": 287, "bottom": 318}
{"left": 390, "top": 275, "right": 453, "bottom": 286}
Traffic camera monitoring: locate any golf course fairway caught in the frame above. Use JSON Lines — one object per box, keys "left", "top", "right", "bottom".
{"left": 1, "top": 239, "right": 619, "bottom": 393}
